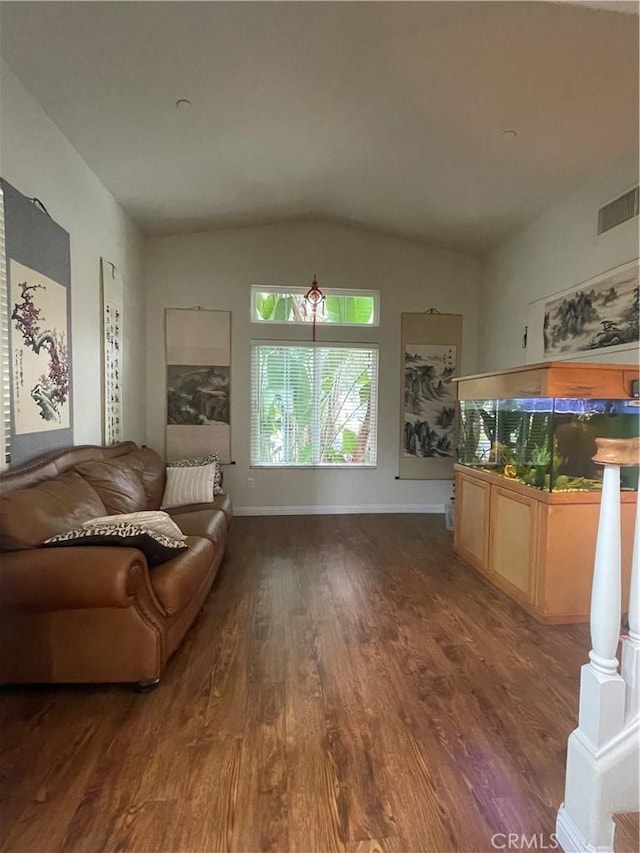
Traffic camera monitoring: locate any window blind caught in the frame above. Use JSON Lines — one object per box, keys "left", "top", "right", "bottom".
{"left": 250, "top": 344, "right": 378, "bottom": 467}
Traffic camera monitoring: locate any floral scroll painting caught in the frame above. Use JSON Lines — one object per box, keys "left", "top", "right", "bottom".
{"left": 2, "top": 178, "right": 73, "bottom": 466}
{"left": 10, "top": 259, "right": 70, "bottom": 434}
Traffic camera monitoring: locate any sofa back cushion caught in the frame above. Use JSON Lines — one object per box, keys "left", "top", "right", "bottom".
{"left": 131, "top": 447, "right": 166, "bottom": 510}
{"left": 75, "top": 458, "right": 148, "bottom": 515}
{"left": 0, "top": 471, "right": 107, "bottom": 551}
{"left": 0, "top": 442, "right": 141, "bottom": 496}
{"left": 74, "top": 447, "right": 165, "bottom": 513}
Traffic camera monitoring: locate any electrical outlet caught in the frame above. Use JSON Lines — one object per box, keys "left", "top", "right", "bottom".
{"left": 247, "top": 477, "right": 255, "bottom": 488}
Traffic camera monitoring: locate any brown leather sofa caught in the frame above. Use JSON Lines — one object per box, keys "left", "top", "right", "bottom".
{"left": 0, "top": 442, "right": 231, "bottom": 688}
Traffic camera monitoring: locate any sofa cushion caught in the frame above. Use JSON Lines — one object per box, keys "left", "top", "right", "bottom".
{"left": 168, "top": 509, "right": 226, "bottom": 544}
{"left": 43, "top": 523, "right": 188, "bottom": 567}
{"left": 130, "top": 447, "right": 166, "bottom": 510}
{"left": 75, "top": 458, "right": 148, "bottom": 514}
{"left": 0, "top": 471, "right": 107, "bottom": 551}
{"left": 150, "top": 536, "right": 215, "bottom": 616}
{"left": 167, "top": 493, "right": 233, "bottom": 528}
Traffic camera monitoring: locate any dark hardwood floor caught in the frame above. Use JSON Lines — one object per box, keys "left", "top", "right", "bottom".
{"left": 0, "top": 513, "right": 623, "bottom": 852}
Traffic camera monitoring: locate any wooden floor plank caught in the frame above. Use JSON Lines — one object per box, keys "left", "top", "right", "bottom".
{"left": 0, "top": 514, "right": 593, "bottom": 853}
{"left": 615, "top": 811, "right": 640, "bottom": 853}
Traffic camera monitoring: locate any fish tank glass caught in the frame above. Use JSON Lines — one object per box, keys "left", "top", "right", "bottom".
{"left": 457, "top": 398, "right": 640, "bottom": 492}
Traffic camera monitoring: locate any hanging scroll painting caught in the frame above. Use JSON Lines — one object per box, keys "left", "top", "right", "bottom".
{"left": 525, "top": 259, "right": 639, "bottom": 363}
{"left": 10, "top": 260, "right": 70, "bottom": 435}
{"left": 2, "top": 179, "right": 73, "bottom": 466}
{"left": 101, "top": 258, "right": 123, "bottom": 444}
{"left": 165, "top": 308, "right": 231, "bottom": 462}
{"left": 399, "top": 312, "right": 462, "bottom": 480}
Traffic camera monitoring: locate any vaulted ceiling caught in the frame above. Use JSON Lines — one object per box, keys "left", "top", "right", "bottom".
{"left": 1, "top": 1, "right": 638, "bottom": 254}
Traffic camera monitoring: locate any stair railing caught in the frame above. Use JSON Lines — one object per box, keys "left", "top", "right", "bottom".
{"left": 556, "top": 436, "right": 640, "bottom": 852}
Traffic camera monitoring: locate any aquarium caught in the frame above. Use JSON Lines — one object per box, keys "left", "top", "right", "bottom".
{"left": 457, "top": 397, "right": 640, "bottom": 492}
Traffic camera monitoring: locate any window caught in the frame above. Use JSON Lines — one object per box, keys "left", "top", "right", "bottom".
{"left": 250, "top": 344, "right": 378, "bottom": 467}
{"left": 251, "top": 285, "right": 379, "bottom": 326}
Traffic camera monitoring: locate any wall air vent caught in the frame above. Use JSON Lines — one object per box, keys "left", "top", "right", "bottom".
{"left": 597, "top": 186, "right": 639, "bottom": 235}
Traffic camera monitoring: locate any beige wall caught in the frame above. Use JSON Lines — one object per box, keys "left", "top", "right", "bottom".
{"left": 479, "top": 154, "right": 639, "bottom": 372}
{"left": 0, "top": 60, "right": 146, "bottom": 448}
{"left": 145, "top": 222, "right": 481, "bottom": 513}
{"left": 6, "top": 45, "right": 635, "bottom": 500}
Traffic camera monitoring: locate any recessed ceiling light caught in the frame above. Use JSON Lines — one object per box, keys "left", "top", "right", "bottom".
{"left": 501, "top": 129, "right": 518, "bottom": 142}
{"left": 176, "top": 98, "right": 192, "bottom": 109}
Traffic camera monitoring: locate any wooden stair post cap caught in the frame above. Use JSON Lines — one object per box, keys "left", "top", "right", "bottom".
{"left": 592, "top": 437, "right": 640, "bottom": 467}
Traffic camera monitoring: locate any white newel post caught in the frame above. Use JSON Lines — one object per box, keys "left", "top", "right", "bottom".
{"left": 557, "top": 439, "right": 631, "bottom": 853}
{"left": 621, "top": 489, "right": 640, "bottom": 722}
{"left": 577, "top": 460, "right": 626, "bottom": 747}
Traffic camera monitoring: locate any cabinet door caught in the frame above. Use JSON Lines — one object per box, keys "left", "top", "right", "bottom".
{"left": 454, "top": 472, "right": 490, "bottom": 573}
{"left": 489, "top": 486, "right": 539, "bottom": 605}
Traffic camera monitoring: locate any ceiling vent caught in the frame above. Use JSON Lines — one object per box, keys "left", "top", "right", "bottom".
{"left": 597, "top": 186, "right": 639, "bottom": 235}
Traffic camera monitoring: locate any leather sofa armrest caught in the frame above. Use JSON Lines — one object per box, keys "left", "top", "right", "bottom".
{"left": 0, "top": 547, "right": 161, "bottom": 613}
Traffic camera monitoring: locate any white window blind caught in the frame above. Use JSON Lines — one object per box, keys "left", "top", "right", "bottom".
{"left": 251, "top": 344, "right": 378, "bottom": 467}
{"left": 0, "top": 185, "right": 10, "bottom": 469}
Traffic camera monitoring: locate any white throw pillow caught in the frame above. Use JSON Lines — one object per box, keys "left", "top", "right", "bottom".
{"left": 82, "top": 510, "right": 186, "bottom": 542}
{"left": 167, "top": 454, "right": 224, "bottom": 495}
{"left": 161, "top": 462, "right": 217, "bottom": 510}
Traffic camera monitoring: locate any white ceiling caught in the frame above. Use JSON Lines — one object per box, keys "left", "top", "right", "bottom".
{"left": 0, "top": 1, "right": 638, "bottom": 254}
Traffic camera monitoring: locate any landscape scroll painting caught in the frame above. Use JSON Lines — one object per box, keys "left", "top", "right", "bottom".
{"left": 398, "top": 313, "right": 462, "bottom": 480}
{"left": 404, "top": 344, "right": 456, "bottom": 459}
{"left": 543, "top": 261, "right": 638, "bottom": 358}
{"left": 525, "top": 259, "right": 639, "bottom": 363}
{"left": 165, "top": 308, "right": 231, "bottom": 463}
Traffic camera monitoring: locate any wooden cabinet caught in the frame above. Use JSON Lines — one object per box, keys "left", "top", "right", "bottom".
{"left": 454, "top": 465, "right": 636, "bottom": 623}
{"left": 489, "top": 486, "right": 539, "bottom": 608}
{"left": 454, "top": 360, "right": 635, "bottom": 401}
{"left": 455, "top": 472, "right": 490, "bottom": 572}
{"left": 453, "top": 360, "right": 638, "bottom": 623}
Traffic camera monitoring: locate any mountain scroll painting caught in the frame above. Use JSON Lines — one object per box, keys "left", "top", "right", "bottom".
{"left": 543, "top": 261, "right": 639, "bottom": 358}
{"left": 403, "top": 344, "right": 456, "bottom": 459}
{"left": 165, "top": 308, "right": 232, "bottom": 463}
{"left": 398, "top": 312, "right": 462, "bottom": 481}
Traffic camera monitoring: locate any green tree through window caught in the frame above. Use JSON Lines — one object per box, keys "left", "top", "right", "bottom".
{"left": 250, "top": 345, "right": 378, "bottom": 467}
{"left": 252, "top": 288, "right": 378, "bottom": 326}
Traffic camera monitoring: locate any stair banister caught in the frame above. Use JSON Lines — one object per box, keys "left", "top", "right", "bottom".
{"left": 621, "top": 440, "right": 640, "bottom": 722}
{"left": 556, "top": 437, "right": 640, "bottom": 853}
{"left": 577, "top": 439, "right": 627, "bottom": 747}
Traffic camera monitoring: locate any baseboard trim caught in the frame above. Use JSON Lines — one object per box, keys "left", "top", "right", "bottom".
{"left": 234, "top": 504, "right": 445, "bottom": 517}
{"left": 556, "top": 803, "right": 604, "bottom": 853}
